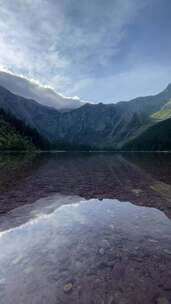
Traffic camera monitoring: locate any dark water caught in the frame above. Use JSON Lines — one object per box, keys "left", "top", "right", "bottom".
{"left": 0, "top": 153, "right": 171, "bottom": 304}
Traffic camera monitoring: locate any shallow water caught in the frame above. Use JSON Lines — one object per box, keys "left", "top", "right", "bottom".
{"left": 0, "top": 153, "right": 171, "bottom": 303}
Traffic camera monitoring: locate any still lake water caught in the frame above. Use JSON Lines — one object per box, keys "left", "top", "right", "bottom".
{"left": 0, "top": 152, "right": 171, "bottom": 304}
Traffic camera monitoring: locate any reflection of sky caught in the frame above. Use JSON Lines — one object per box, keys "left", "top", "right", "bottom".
{"left": 0, "top": 195, "right": 170, "bottom": 257}
{"left": 0, "top": 195, "right": 171, "bottom": 304}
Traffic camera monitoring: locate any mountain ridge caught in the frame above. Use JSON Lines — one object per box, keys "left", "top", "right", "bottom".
{"left": 0, "top": 71, "right": 84, "bottom": 111}
{"left": 0, "top": 82, "right": 171, "bottom": 150}
{"left": 123, "top": 117, "right": 171, "bottom": 151}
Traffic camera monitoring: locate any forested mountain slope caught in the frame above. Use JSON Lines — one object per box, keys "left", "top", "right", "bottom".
{"left": 123, "top": 118, "right": 171, "bottom": 151}
{"left": 0, "top": 110, "right": 49, "bottom": 151}
{"left": 0, "top": 83, "right": 171, "bottom": 150}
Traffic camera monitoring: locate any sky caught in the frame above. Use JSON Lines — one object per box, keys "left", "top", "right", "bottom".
{"left": 0, "top": 0, "right": 171, "bottom": 104}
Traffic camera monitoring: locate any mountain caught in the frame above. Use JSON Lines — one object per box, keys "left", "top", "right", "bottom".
{"left": 0, "top": 109, "right": 49, "bottom": 151}
{"left": 123, "top": 117, "right": 171, "bottom": 151}
{"left": 0, "top": 82, "right": 171, "bottom": 150}
{"left": 151, "top": 99, "right": 171, "bottom": 121}
{"left": 0, "top": 71, "right": 84, "bottom": 111}
{"left": 0, "top": 110, "right": 35, "bottom": 151}
{"left": 122, "top": 84, "right": 171, "bottom": 151}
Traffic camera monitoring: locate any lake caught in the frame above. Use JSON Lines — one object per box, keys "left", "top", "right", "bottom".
{"left": 0, "top": 152, "right": 171, "bottom": 304}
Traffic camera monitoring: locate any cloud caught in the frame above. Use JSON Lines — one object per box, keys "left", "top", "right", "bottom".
{"left": 0, "top": 0, "right": 148, "bottom": 101}
{"left": 0, "top": 70, "right": 85, "bottom": 110}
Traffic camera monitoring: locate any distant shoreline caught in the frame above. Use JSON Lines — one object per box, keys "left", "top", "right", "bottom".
{"left": 0, "top": 150, "right": 171, "bottom": 154}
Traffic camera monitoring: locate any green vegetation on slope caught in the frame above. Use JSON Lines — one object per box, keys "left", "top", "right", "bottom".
{"left": 0, "top": 116, "right": 35, "bottom": 151}
{"left": 123, "top": 118, "right": 171, "bottom": 151}
{"left": 0, "top": 110, "right": 50, "bottom": 151}
{"left": 151, "top": 99, "right": 171, "bottom": 121}
{"left": 0, "top": 83, "right": 171, "bottom": 151}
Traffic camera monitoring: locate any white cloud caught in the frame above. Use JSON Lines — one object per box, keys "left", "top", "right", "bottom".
{"left": 0, "top": 0, "right": 148, "bottom": 101}
{"left": 0, "top": 70, "right": 85, "bottom": 110}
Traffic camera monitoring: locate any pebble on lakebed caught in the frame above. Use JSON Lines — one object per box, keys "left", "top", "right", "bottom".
{"left": 63, "top": 283, "right": 73, "bottom": 293}
{"left": 163, "top": 249, "right": 171, "bottom": 255}
{"left": 99, "top": 248, "right": 105, "bottom": 255}
{"left": 157, "top": 297, "right": 170, "bottom": 304}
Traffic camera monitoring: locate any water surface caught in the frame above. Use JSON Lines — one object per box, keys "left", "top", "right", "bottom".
{"left": 0, "top": 153, "right": 171, "bottom": 303}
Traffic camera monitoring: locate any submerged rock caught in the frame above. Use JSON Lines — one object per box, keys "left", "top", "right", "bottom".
{"left": 157, "top": 297, "right": 170, "bottom": 304}
{"left": 63, "top": 283, "right": 73, "bottom": 293}
{"left": 99, "top": 248, "right": 105, "bottom": 256}
{"left": 101, "top": 239, "right": 110, "bottom": 248}
{"left": 163, "top": 249, "right": 171, "bottom": 255}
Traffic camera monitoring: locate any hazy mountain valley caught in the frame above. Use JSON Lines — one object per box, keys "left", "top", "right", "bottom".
{"left": 0, "top": 73, "right": 171, "bottom": 151}
{"left": 1, "top": 1, "right": 171, "bottom": 303}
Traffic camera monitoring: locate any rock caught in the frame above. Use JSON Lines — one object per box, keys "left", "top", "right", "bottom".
{"left": 106, "top": 260, "right": 115, "bottom": 267}
{"left": 119, "top": 299, "right": 128, "bottom": 304}
{"left": 132, "top": 188, "right": 142, "bottom": 195}
{"left": 133, "top": 257, "right": 143, "bottom": 263}
{"left": 63, "top": 283, "right": 73, "bottom": 293}
{"left": 148, "top": 239, "right": 158, "bottom": 243}
{"left": 157, "top": 297, "right": 169, "bottom": 304}
{"left": 101, "top": 239, "right": 110, "bottom": 248}
{"left": 163, "top": 249, "right": 171, "bottom": 255}
{"left": 99, "top": 248, "right": 105, "bottom": 255}
{"left": 108, "top": 296, "right": 115, "bottom": 304}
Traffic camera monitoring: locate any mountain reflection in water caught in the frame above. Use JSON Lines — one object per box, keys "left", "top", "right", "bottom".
{"left": 0, "top": 195, "right": 171, "bottom": 304}
{"left": 0, "top": 152, "right": 171, "bottom": 304}
{"left": 0, "top": 152, "right": 171, "bottom": 218}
